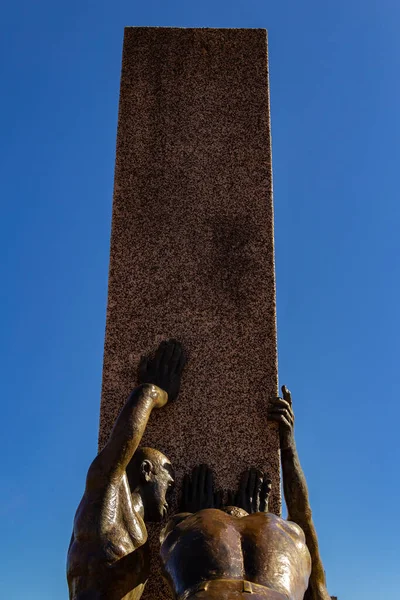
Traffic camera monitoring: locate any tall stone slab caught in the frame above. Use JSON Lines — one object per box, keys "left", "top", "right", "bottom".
{"left": 99, "top": 27, "right": 280, "bottom": 599}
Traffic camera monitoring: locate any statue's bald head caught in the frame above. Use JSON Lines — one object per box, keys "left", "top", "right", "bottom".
{"left": 126, "top": 447, "right": 175, "bottom": 522}
{"left": 222, "top": 506, "right": 249, "bottom": 518}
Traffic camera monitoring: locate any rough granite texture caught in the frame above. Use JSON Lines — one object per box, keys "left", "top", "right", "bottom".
{"left": 99, "top": 27, "right": 280, "bottom": 600}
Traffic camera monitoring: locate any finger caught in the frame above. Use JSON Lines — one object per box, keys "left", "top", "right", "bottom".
{"left": 281, "top": 385, "right": 292, "bottom": 405}
{"left": 237, "top": 487, "right": 246, "bottom": 511}
{"left": 139, "top": 355, "right": 148, "bottom": 370}
{"left": 269, "top": 398, "right": 291, "bottom": 411}
{"left": 161, "top": 339, "right": 175, "bottom": 366}
{"left": 138, "top": 356, "right": 149, "bottom": 380}
{"left": 191, "top": 465, "right": 200, "bottom": 499}
{"left": 170, "top": 341, "right": 183, "bottom": 371}
{"left": 268, "top": 414, "right": 293, "bottom": 430}
{"left": 235, "top": 490, "right": 241, "bottom": 507}
{"left": 239, "top": 469, "right": 249, "bottom": 494}
{"left": 205, "top": 466, "right": 214, "bottom": 507}
{"left": 267, "top": 406, "right": 294, "bottom": 426}
{"left": 247, "top": 468, "right": 257, "bottom": 508}
{"left": 268, "top": 401, "right": 294, "bottom": 421}
{"left": 153, "top": 341, "right": 167, "bottom": 369}
{"left": 175, "top": 347, "right": 187, "bottom": 375}
{"left": 268, "top": 408, "right": 294, "bottom": 425}
{"left": 269, "top": 413, "right": 291, "bottom": 429}
{"left": 198, "top": 464, "right": 207, "bottom": 499}
{"left": 263, "top": 473, "right": 272, "bottom": 487}
{"left": 226, "top": 490, "right": 235, "bottom": 506}
{"left": 181, "top": 474, "right": 190, "bottom": 511}
{"left": 214, "top": 489, "right": 223, "bottom": 509}
{"left": 254, "top": 470, "right": 263, "bottom": 513}
{"left": 260, "top": 477, "right": 272, "bottom": 512}
{"left": 238, "top": 470, "right": 249, "bottom": 511}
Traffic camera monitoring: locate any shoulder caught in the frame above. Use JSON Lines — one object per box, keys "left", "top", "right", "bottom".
{"left": 285, "top": 518, "right": 307, "bottom": 539}
{"left": 244, "top": 512, "right": 307, "bottom": 540}
{"left": 72, "top": 476, "right": 122, "bottom": 540}
{"left": 84, "top": 453, "right": 121, "bottom": 492}
{"left": 160, "top": 512, "right": 192, "bottom": 545}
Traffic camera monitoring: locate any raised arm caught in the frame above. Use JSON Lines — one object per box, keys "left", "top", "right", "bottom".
{"left": 268, "top": 387, "right": 330, "bottom": 600}
{"left": 88, "top": 339, "right": 186, "bottom": 487}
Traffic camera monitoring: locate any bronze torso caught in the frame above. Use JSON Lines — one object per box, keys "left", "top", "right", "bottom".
{"left": 67, "top": 342, "right": 186, "bottom": 600}
{"left": 67, "top": 473, "right": 149, "bottom": 600}
{"left": 161, "top": 509, "right": 311, "bottom": 600}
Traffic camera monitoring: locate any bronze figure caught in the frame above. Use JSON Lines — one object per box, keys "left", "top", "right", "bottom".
{"left": 67, "top": 339, "right": 186, "bottom": 600}
{"left": 160, "top": 387, "right": 331, "bottom": 600}
{"left": 68, "top": 339, "right": 330, "bottom": 600}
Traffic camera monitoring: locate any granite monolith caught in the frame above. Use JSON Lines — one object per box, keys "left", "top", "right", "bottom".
{"left": 99, "top": 27, "right": 279, "bottom": 599}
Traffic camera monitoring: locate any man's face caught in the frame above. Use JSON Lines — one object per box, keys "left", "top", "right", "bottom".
{"left": 143, "top": 460, "right": 175, "bottom": 522}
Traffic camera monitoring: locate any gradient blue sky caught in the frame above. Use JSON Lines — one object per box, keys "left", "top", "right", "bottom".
{"left": 1, "top": 1, "right": 399, "bottom": 599}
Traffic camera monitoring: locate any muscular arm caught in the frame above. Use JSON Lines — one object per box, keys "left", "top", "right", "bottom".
{"left": 88, "top": 384, "right": 167, "bottom": 486}
{"left": 67, "top": 341, "right": 186, "bottom": 600}
{"left": 268, "top": 387, "right": 330, "bottom": 600}
{"left": 281, "top": 443, "right": 329, "bottom": 600}
{"left": 87, "top": 339, "right": 185, "bottom": 489}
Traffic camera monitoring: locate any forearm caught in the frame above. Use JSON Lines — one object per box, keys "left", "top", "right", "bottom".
{"left": 281, "top": 442, "right": 311, "bottom": 522}
{"left": 97, "top": 384, "right": 167, "bottom": 475}
{"left": 282, "top": 442, "right": 328, "bottom": 597}
{"left": 269, "top": 388, "right": 329, "bottom": 599}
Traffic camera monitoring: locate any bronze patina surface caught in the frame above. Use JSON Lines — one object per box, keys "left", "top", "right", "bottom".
{"left": 67, "top": 340, "right": 185, "bottom": 600}
{"left": 68, "top": 343, "right": 331, "bottom": 600}
{"left": 160, "top": 388, "right": 331, "bottom": 600}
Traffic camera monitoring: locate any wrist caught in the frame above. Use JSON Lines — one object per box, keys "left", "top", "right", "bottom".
{"left": 140, "top": 383, "right": 168, "bottom": 406}
{"left": 150, "top": 384, "right": 168, "bottom": 407}
{"left": 280, "top": 431, "right": 295, "bottom": 451}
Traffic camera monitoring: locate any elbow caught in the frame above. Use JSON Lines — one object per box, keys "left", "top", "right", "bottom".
{"left": 303, "top": 506, "right": 312, "bottom": 520}
{"left": 86, "top": 454, "right": 109, "bottom": 488}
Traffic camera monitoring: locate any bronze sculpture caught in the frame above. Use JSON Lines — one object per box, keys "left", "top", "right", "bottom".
{"left": 68, "top": 340, "right": 330, "bottom": 600}
{"left": 160, "top": 387, "right": 331, "bottom": 600}
{"left": 67, "top": 339, "right": 186, "bottom": 600}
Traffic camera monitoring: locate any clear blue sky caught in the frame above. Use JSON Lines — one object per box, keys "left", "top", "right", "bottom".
{"left": 1, "top": 1, "right": 399, "bottom": 599}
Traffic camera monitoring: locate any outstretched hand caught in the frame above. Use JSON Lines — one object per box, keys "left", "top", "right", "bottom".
{"left": 268, "top": 385, "right": 295, "bottom": 449}
{"left": 231, "top": 468, "right": 271, "bottom": 514}
{"left": 139, "top": 339, "right": 186, "bottom": 403}
{"left": 181, "top": 465, "right": 223, "bottom": 513}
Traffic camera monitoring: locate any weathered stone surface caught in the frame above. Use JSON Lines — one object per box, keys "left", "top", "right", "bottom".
{"left": 99, "top": 27, "right": 279, "bottom": 599}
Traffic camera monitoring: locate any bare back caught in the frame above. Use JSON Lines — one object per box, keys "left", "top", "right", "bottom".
{"left": 160, "top": 509, "right": 311, "bottom": 600}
